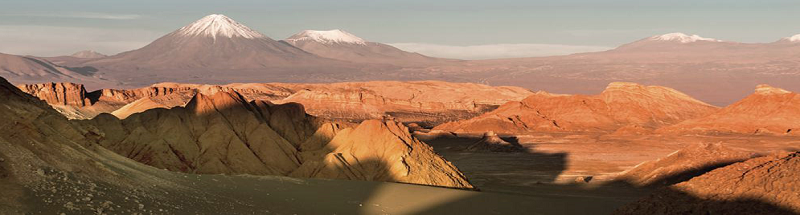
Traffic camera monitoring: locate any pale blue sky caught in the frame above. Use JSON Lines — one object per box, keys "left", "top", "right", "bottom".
{"left": 1, "top": 0, "right": 799, "bottom": 58}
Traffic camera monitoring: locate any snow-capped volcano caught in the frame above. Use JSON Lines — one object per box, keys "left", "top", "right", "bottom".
{"left": 282, "top": 29, "right": 446, "bottom": 66}
{"left": 613, "top": 32, "right": 729, "bottom": 51}
{"left": 176, "top": 14, "right": 265, "bottom": 39}
{"left": 648, "top": 33, "right": 721, "bottom": 43}
{"left": 85, "top": 14, "right": 342, "bottom": 77}
{"left": 777, "top": 34, "right": 800, "bottom": 43}
{"left": 286, "top": 29, "right": 367, "bottom": 45}
{"left": 70, "top": 50, "right": 107, "bottom": 59}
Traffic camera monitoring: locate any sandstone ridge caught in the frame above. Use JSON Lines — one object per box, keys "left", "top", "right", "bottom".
{"left": 660, "top": 85, "right": 800, "bottom": 135}
{"left": 434, "top": 82, "right": 718, "bottom": 133}
{"left": 86, "top": 90, "right": 474, "bottom": 189}
{"left": 19, "top": 81, "right": 532, "bottom": 127}
{"left": 617, "top": 152, "right": 800, "bottom": 214}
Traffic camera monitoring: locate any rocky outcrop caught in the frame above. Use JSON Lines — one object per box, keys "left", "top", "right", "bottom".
{"left": 0, "top": 75, "right": 494, "bottom": 214}
{"left": 616, "top": 152, "right": 800, "bottom": 214}
{"left": 0, "top": 75, "right": 195, "bottom": 213}
{"left": 660, "top": 85, "right": 800, "bottom": 135}
{"left": 93, "top": 85, "right": 196, "bottom": 104}
{"left": 274, "top": 81, "right": 531, "bottom": 124}
{"left": 17, "top": 82, "right": 91, "bottom": 106}
{"left": 465, "top": 131, "right": 524, "bottom": 152}
{"left": 616, "top": 143, "right": 755, "bottom": 186}
{"left": 86, "top": 90, "right": 473, "bottom": 189}
{"left": 289, "top": 120, "right": 473, "bottom": 188}
{"left": 435, "top": 82, "right": 718, "bottom": 133}
{"left": 109, "top": 93, "right": 195, "bottom": 119}
{"left": 14, "top": 80, "right": 477, "bottom": 188}
{"left": 20, "top": 81, "right": 532, "bottom": 124}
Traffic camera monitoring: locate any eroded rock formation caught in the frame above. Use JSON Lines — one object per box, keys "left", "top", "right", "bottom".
{"left": 616, "top": 142, "right": 755, "bottom": 186}
{"left": 435, "top": 82, "right": 718, "bottom": 133}
{"left": 660, "top": 85, "right": 800, "bottom": 135}
{"left": 616, "top": 152, "right": 800, "bottom": 214}
{"left": 17, "top": 82, "right": 91, "bottom": 106}
{"left": 0, "top": 75, "right": 489, "bottom": 214}
{"left": 86, "top": 90, "right": 473, "bottom": 189}
{"left": 19, "top": 81, "right": 532, "bottom": 126}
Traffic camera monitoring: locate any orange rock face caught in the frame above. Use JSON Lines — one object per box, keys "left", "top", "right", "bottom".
{"left": 617, "top": 152, "right": 800, "bottom": 214}
{"left": 17, "top": 82, "right": 91, "bottom": 106}
{"left": 19, "top": 81, "right": 532, "bottom": 126}
{"left": 86, "top": 90, "right": 474, "bottom": 189}
{"left": 435, "top": 82, "right": 718, "bottom": 133}
{"left": 660, "top": 85, "right": 800, "bottom": 135}
{"left": 616, "top": 142, "right": 755, "bottom": 187}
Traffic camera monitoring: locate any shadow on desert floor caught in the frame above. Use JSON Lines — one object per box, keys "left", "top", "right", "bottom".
{"left": 410, "top": 133, "right": 798, "bottom": 214}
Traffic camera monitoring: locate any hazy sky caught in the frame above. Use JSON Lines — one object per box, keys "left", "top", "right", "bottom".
{"left": 1, "top": 0, "right": 799, "bottom": 58}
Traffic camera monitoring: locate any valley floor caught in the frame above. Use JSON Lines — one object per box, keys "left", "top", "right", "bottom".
{"left": 418, "top": 132, "right": 800, "bottom": 214}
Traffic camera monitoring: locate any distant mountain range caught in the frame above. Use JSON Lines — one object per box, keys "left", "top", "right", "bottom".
{"left": 284, "top": 29, "right": 448, "bottom": 66}
{"left": 2, "top": 14, "right": 800, "bottom": 105}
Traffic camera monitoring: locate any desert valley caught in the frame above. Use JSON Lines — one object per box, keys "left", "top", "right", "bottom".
{"left": 1, "top": 10, "right": 800, "bottom": 215}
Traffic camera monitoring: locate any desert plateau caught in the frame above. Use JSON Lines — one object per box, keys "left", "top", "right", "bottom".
{"left": 1, "top": 1, "right": 799, "bottom": 215}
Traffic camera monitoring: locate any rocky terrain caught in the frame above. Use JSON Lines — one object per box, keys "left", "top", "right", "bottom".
{"left": 5, "top": 15, "right": 800, "bottom": 107}
{"left": 4, "top": 72, "right": 800, "bottom": 215}
{"left": 3, "top": 9, "right": 800, "bottom": 215}
{"left": 17, "top": 82, "right": 91, "bottom": 106}
{"left": 85, "top": 90, "right": 473, "bottom": 189}
{"left": 0, "top": 75, "right": 559, "bottom": 214}
{"left": 617, "top": 152, "right": 800, "bottom": 214}
{"left": 434, "top": 82, "right": 717, "bottom": 133}
{"left": 660, "top": 84, "right": 800, "bottom": 135}
{"left": 18, "top": 80, "right": 532, "bottom": 126}
{"left": 616, "top": 142, "right": 756, "bottom": 186}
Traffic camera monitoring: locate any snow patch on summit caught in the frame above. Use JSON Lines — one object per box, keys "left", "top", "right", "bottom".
{"left": 649, "top": 33, "right": 721, "bottom": 43}
{"left": 286, "top": 29, "right": 367, "bottom": 45}
{"left": 70, "top": 50, "right": 106, "bottom": 58}
{"left": 781, "top": 34, "right": 800, "bottom": 43}
{"left": 755, "top": 84, "right": 791, "bottom": 95}
{"left": 176, "top": 14, "right": 265, "bottom": 40}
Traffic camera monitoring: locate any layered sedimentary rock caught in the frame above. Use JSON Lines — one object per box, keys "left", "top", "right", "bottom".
{"left": 86, "top": 90, "right": 473, "bottom": 189}
{"left": 289, "top": 120, "right": 472, "bottom": 187}
{"left": 273, "top": 81, "right": 532, "bottom": 124}
{"left": 0, "top": 75, "right": 210, "bottom": 213}
{"left": 109, "top": 94, "right": 196, "bottom": 119}
{"left": 19, "top": 81, "right": 532, "bottom": 126}
{"left": 0, "top": 75, "right": 494, "bottom": 214}
{"left": 13, "top": 80, "right": 477, "bottom": 188}
{"left": 435, "top": 82, "right": 718, "bottom": 133}
{"left": 660, "top": 85, "right": 800, "bottom": 135}
{"left": 616, "top": 152, "right": 800, "bottom": 214}
{"left": 16, "top": 82, "right": 113, "bottom": 119}
{"left": 17, "top": 82, "right": 91, "bottom": 106}
{"left": 616, "top": 143, "right": 754, "bottom": 186}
